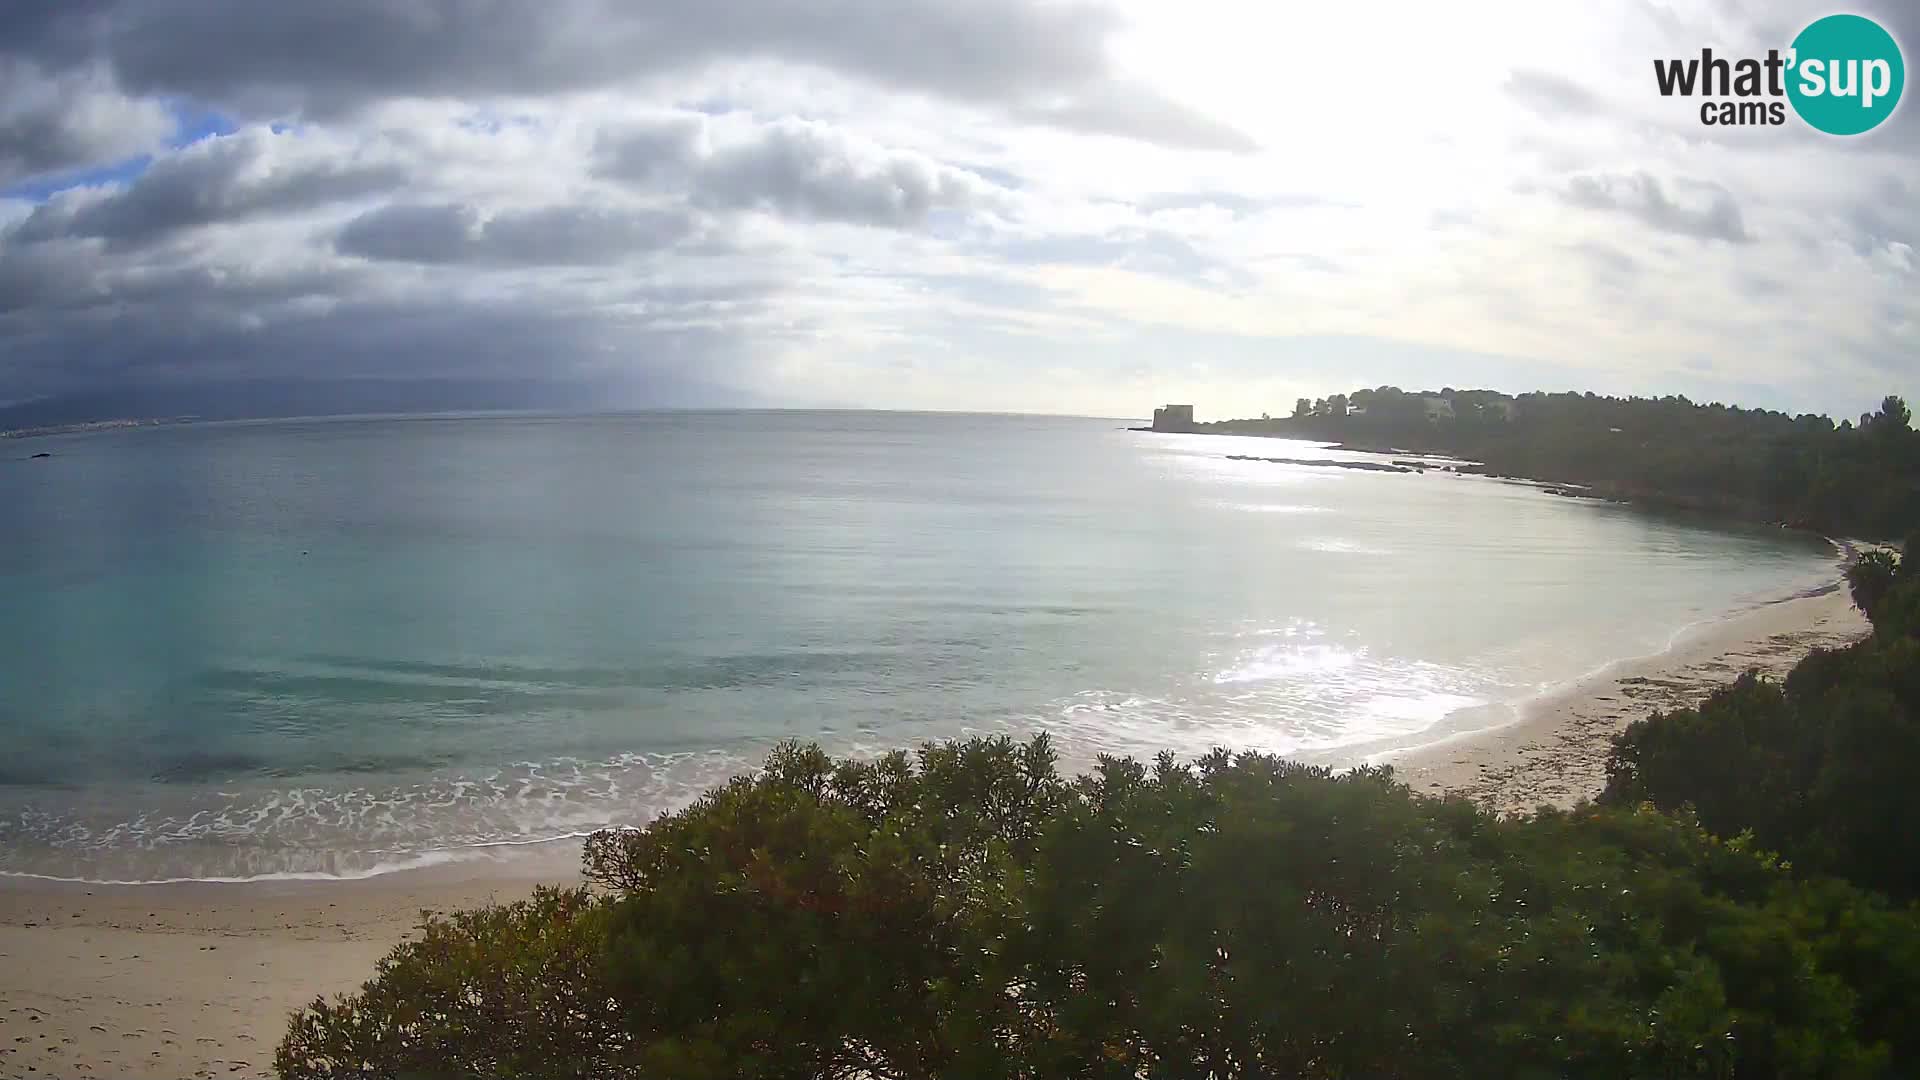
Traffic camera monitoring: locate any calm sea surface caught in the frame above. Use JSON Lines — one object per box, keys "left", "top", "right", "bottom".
{"left": 0, "top": 412, "right": 1838, "bottom": 880}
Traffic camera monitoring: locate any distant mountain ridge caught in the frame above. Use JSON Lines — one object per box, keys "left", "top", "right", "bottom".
{"left": 0, "top": 377, "right": 763, "bottom": 431}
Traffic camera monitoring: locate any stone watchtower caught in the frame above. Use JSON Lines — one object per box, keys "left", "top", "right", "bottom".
{"left": 1151, "top": 404, "right": 1196, "bottom": 432}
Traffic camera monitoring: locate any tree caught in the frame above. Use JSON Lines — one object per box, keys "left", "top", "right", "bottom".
{"left": 1255, "top": 389, "right": 1920, "bottom": 539}
{"left": 282, "top": 738, "right": 1920, "bottom": 1079}
{"left": 1848, "top": 550, "right": 1901, "bottom": 621}
{"left": 1877, "top": 395, "right": 1911, "bottom": 433}
{"left": 1293, "top": 397, "right": 1312, "bottom": 419}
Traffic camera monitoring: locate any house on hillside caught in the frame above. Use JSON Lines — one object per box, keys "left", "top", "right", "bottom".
{"left": 1421, "top": 395, "right": 1455, "bottom": 422}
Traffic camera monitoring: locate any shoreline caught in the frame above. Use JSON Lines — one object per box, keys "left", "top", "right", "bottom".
{"left": 0, "top": 579, "right": 1873, "bottom": 1078}
{"left": 1385, "top": 583, "right": 1869, "bottom": 814}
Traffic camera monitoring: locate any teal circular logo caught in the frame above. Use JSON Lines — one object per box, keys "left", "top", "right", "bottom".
{"left": 1787, "top": 14, "right": 1905, "bottom": 135}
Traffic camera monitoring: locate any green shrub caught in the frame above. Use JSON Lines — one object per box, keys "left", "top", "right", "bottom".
{"left": 276, "top": 886, "right": 632, "bottom": 1079}
{"left": 279, "top": 737, "right": 1920, "bottom": 1079}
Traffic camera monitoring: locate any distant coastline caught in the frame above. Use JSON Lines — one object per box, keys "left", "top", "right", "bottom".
{"left": 1135, "top": 390, "right": 1918, "bottom": 540}
{"left": 1, "top": 416, "right": 193, "bottom": 441}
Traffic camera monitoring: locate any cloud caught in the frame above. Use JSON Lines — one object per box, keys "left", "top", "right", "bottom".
{"left": 17, "top": 126, "right": 405, "bottom": 248}
{"left": 15, "top": 0, "right": 1247, "bottom": 154}
{"left": 1017, "top": 83, "right": 1258, "bottom": 153}
{"left": 1560, "top": 172, "right": 1751, "bottom": 243}
{"left": 1, "top": 0, "right": 1916, "bottom": 422}
{"left": 333, "top": 203, "right": 477, "bottom": 264}
{"left": 595, "top": 114, "right": 1012, "bottom": 228}
{"left": 694, "top": 119, "right": 1007, "bottom": 226}
{"left": 0, "top": 61, "right": 174, "bottom": 185}
{"left": 0, "top": 238, "right": 102, "bottom": 315}
{"left": 336, "top": 202, "right": 698, "bottom": 265}
{"left": 592, "top": 114, "right": 708, "bottom": 185}
{"left": 1503, "top": 69, "right": 1603, "bottom": 118}
{"left": 0, "top": 229, "right": 786, "bottom": 403}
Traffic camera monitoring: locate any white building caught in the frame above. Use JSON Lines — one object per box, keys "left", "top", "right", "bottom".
{"left": 1421, "top": 395, "right": 1455, "bottom": 422}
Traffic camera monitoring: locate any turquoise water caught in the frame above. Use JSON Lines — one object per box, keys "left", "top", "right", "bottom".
{"left": 0, "top": 412, "right": 1839, "bottom": 881}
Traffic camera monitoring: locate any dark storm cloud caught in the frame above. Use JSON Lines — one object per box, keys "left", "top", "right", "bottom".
{"left": 0, "top": 239, "right": 102, "bottom": 315}
{"left": 2, "top": 294, "right": 603, "bottom": 391}
{"left": 0, "top": 245, "right": 784, "bottom": 403}
{"left": 15, "top": 127, "right": 405, "bottom": 248}
{"left": 335, "top": 203, "right": 698, "bottom": 265}
{"left": 1561, "top": 172, "right": 1751, "bottom": 243}
{"left": 0, "top": 61, "right": 174, "bottom": 185}
{"left": 0, "top": 5, "right": 111, "bottom": 67}
{"left": 0, "top": 234, "right": 369, "bottom": 321}
{"left": 14, "top": 0, "right": 1252, "bottom": 153}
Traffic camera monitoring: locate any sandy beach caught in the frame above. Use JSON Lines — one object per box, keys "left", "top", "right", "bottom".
{"left": 0, "top": 583, "right": 1873, "bottom": 1080}
{"left": 0, "top": 853, "right": 574, "bottom": 1080}
{"left": 1389, "top": 584, "right": 1871, "bottom": 814}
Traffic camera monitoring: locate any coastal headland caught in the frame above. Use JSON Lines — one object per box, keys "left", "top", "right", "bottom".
{"left": 1135, "top": 391, "right": 1919, "bottom": 538}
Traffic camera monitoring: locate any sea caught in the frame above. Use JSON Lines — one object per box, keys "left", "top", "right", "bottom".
{"left": 0, "top": 411, "right": 1841, "bottom": 882}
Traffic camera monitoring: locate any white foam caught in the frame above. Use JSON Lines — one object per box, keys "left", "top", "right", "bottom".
{"left": 0, "top": 747, "right": 753, "bottom": 884}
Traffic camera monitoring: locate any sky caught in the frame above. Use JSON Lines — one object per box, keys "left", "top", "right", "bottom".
{"left": 0, "top": 0, "right": 1915, "bottom": 421}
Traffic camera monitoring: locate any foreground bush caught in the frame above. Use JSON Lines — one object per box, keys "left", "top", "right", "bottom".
{"left": 279, "top": 736, "right": 1920, "bottom": 1078}
{"left": 276, "top": 886, "right": 627, "bottom": 1078}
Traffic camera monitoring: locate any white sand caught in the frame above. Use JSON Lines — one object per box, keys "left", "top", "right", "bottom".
{"left": 0, "top": 854, "right": 572, "bottom": 1079}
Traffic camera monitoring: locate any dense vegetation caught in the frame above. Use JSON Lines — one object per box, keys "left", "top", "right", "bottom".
{"left": 282, "top": 732, "right": 1920, "bottom": 1077}
{"left": 1603, "top": 540, "right": 1920, "bottom": 901}
{"left": 1201, "top": 390, "right": 1920, "bottom": 537}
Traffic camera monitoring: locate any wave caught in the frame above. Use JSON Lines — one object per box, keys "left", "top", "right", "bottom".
{"left": 0, "top": 748, "right": 753, "bottom": 885}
